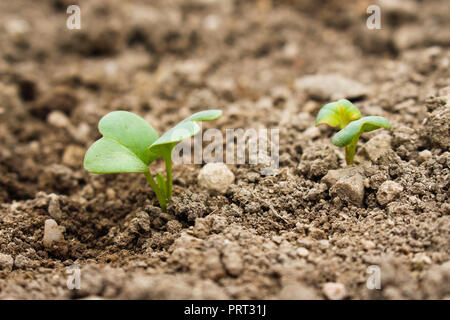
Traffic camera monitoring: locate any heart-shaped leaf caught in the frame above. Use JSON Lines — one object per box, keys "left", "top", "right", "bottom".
{"left": 332, "top": 116, "right": 391, "bottom": 147}
{"left": 149, "top": 110, "right": 222, "bottom": 159}
{"left": 315, "top": 99, "right": 362, "bottom": 129}
{"left": 84, "top": 111, "right": 159, "bottom": 173}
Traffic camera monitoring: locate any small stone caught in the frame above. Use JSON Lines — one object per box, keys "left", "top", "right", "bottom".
{"left": 376, "top": 181, "right": 404, "bottom": 206}
{"left": 330, "top": 172, "right": 365, "bottom": 206}
{"left": 321, "top": 166, "right": 363, "bottom": 188}
{"left": 296, "top": 247, "right": 309, "bottom": 257}
{"left": 48, "top": 194, "right": 62, "bottom": 219}
{"left": 0, "top": 253, "right": 14, "bottom": 272}
{"left": 43, "top": 219, "right": 65, "bottom": 248}
{"left": 47, "top": 111, "right": 71, "bottom": 128}
{"left": 322, "top": 282, "right": 347, "bottom": 300}
{"left": 318, "top": 240, "right": 330, "bottom": 250}
{"left": 62, "top": 145, "right": 85, "bottom": 168}
{"left": 294, "top": 74, "right": 368, "bottom": 100}
{"left": 303, "top": 127, "right": 321, "bottom": 140}
{"left": 362, "top": 240, "right": 376, "bottom": 250}
{"left": 418, "top": 150, "right": 432, "bottom": 162}
{"left": 198, "top": 162, "right": 235, "bottom": 193}
{"left": 412, "top": 253, "right": 432, "bottom": 266}
{"left": 358, "top": 133, "right": 392, "bottom": 162}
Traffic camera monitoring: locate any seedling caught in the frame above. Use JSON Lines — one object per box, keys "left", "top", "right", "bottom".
{"left": 83, "top": 110, "right": 222, "bottom": 212}
{"left": 315, "top": 99, "right": 391, "bottom": 165}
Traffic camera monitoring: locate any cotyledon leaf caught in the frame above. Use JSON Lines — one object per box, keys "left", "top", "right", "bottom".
{"left": 83, "top": 137, "right": 149, "bottom": 173}
{"left": 149, "top": 110, "right": 222, "bottom": 158}
{"left": 332, "top": 116, "right": 391, "bottom": 147}
{"left": 84, "top": 111, "right": 159, "bottom": 173}
{"left": 99, "top": 111, "right": 159, "bottom": 164}
{"left": 315, "top": 99, "right": 362, "bottom": 129}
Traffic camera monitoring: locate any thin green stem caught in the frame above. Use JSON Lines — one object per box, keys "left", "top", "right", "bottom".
{"left": 345, "top": 135, "right": 359, "bottom": 165}
{"left": 164, "top": 156, "right": 173, "bottom": 200}
{"left": 144, "top": 170, "right": 167, "bottom": 212}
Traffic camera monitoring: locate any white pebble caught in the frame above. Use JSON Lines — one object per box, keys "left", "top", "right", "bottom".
{"left": 322, "top": 282, "right": 347, "bottom": 300}
{"left": 418, "top": 150, "right": 432, "bottom": 162}
{"left": 412, "top": 253, "right": 432, "bottom": 266}
{"left": 296, "top": 247, "right": 309, "bottom": 257}
{"left": 362, "top": 240, "right": 376, "bottom": 250}
{"left": 43, "top": 219, "right": 64, "bottom": 248}
{"left": 47, "top": 111, "right": 70, "bottom": 128}
{"left": 198, "top": 162, "right": 235, "bottom": 193}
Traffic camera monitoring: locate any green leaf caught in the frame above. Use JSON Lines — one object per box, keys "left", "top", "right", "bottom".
{"left": 83, "top": 137, "right": 149, "bottom": 173}
{"left": 332, "top": 116, "right": 391, "bottom": 147}
{"left": 99, "top": 111, "right": 159, "bottom": 164}
{"left": 84, "top": 111, "right": 159, "bottom": 173}
{"left": 185, "top": 110, "right": 222, "bottom": 121}
{"left": 149, "top": 110, "right": 222, "bottom": 158}
{"left": 315, "top": 99, "right": 362, "bottom": 129}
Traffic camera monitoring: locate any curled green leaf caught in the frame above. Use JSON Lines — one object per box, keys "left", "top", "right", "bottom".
{"left": 332, "top": 116, "right": 391, "bottom": 147}
{"left": 149, "top": 110, "right": 222, "bottom": 157}
{"left": 315, "top": 99, "right": 362, "bottom": 129}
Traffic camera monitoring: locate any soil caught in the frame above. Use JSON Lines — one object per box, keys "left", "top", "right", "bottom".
{"left": 0, "top": 0, "right": 449, "bottom": 300}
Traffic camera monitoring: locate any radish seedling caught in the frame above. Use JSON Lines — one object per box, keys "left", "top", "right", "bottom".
{"left": 84, "top": 110, "right": 222, "bottom": 212}
{"left": 315, "top": 99, "right": 391, "bottom": 165}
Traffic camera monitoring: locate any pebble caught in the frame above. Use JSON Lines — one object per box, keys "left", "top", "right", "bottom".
{"left": 418, "top": 150, "right": 432, "bottom": 163}
{"left": 376, "top": 181, "right": 404, "bottom": 206}
{"left": 198, "top": 162, "right": 235, "bottom": 193}
{"left": 0, "top": 253, "right": 14, "bottom": 272}
{"left": 322, "top": 282, "right": 347, "bottom": 300}
{"left": 48, "top": 194, "right": 62, "bottom": 219}
{"left": 47, "top": 111, "right": 71, "bottom": 128}
{"left": 43, "top": 219, "right": 65, "bottom": 248}
{"left": 294, "top": 74, "right": 368, "bottom": 100}
{"left": 330, "top": 172, "right": 365, "bottom": 206}
{"left": 296, "top": 247, "right": 309, "bottom": 257}
{"left": 412, "top": 253, "right": 432, "bottom": 266}
{"left": 362, "top": 240, "right": 376, "bottom": 250}
{"left": 303, "top": 127, "right": 321, "bottom": 140}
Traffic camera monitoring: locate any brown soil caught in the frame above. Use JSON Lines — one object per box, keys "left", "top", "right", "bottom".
{"left": 0, "top": 0, "right": 449, "bottom": 299}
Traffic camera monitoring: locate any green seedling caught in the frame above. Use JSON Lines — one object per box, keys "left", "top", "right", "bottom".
{"left": 84, "top": 110, "right": 222, "bottom": 212}
{"left": 315, "top": 99, "right": 391, "bottom": 165}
